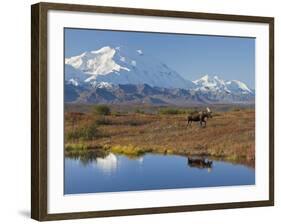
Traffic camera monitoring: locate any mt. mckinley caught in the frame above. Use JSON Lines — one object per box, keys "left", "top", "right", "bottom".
{"left": 65, "top": 46, "right": 254, "bottom": 105}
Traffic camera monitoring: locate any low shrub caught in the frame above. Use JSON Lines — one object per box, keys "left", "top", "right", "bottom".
{"left": 95, "top": 117, "right": 112, "bottom": 125}
{"left": 116, "top": 119, "right": 148, "bottom": 126}
{"left": 111, "top": 145, "right": 152, "bottom": 156}
{"left": 135, "top": 108, "right": 145, "bottom": 114}
{"left": 65, "top": 143, "right": 89, "bottom": 152}
{"left": 93, "top": 105, "right": 111, "bottom": 115}
{"left": 66, "top": 122, "right": 98, "bottom": 141}
{"left": 158, "top": 108, "right": 185, "bottom": 115}
{"left": 111, "top": 111, "right": 123, "bottom": 116}
{"left": 232, "top": 107, "right": 241, "bottom": 112}
{"left": 126, "top": 120, "right": 145, "bottom": 126}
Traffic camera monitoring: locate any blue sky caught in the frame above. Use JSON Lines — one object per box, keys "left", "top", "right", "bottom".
{"left": 65, "top": 28, "right": 255, "bottom": 88}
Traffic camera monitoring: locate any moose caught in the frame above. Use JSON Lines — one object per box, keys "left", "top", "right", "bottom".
{"left": 187, "top": 107, "right": 212, "bottom": 127}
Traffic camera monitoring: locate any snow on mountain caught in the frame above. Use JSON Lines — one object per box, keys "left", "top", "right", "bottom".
{"left": 65, "top": 46, "right": 195, "bottom": 89}
{"left": 90, "top": 81, "right": 113, "bottom": 89}
{"left": 193, "top": 75, "right": 253, "bottom": 95}
{"left": 226, "top": 80, "right": 253, "bottom": 94}
{"left": 193, "top": 75, "right": 231, "bottom": 93}
{"left": 64, "top": 46, "right": 254, "bottom": 104}
{"left": 68, "top": 78, "right": 79, "bottom": 86}
{"left": 65, "top": 46, "right": 130, "bottom": 80}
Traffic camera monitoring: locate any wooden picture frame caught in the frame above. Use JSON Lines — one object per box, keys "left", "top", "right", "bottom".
{"left": 31, "top": 2, "right": 274, "bottom": 221}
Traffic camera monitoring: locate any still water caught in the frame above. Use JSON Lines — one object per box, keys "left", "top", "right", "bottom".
{"left": 64, "top": 153, "right": 255, "bottom": 194}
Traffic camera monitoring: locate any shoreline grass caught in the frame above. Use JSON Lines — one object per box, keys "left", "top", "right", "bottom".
{"left": 65, "top": 143, "right": 254, "bottom": 168}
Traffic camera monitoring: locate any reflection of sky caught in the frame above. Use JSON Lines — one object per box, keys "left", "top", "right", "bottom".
{"left": 64, "top": 153, "right": 255, "bottom": 194}
{"left": 95, "top": 153, "right": 118, "bottom": 173}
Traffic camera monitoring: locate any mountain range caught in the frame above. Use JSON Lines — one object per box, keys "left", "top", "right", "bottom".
{"left": 64, "top": 46, "right": 254, "bottom": 105}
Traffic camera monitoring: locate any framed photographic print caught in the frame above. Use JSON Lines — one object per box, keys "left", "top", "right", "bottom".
{"left": 31, "top": 2, "right": 274, "bottom": 221}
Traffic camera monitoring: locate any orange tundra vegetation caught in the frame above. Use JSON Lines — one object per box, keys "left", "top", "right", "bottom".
{"left": 64, "top": 105, "right": 255, "bottom": 167}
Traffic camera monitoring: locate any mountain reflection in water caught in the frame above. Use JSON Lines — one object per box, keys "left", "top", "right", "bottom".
{"left": 65, "top": 152, "right": 255, "bottom": 194}
{"left": 95, "top": 153, "right": 118, "bottom": 173}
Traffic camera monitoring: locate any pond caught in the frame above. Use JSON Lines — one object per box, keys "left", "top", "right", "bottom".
{"left": 64, "top": 152, "right": 255, "bottom": 194}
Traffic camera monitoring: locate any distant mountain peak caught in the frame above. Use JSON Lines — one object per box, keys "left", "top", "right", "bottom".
{"left": 193, "top": 74, "right": 252, "bottom": 95}
{"left": 64, "top": 47, "right": 254, "bottom": 104}
{"left": 65, "top": 46, "right": 130, "bottom": 80}
{"left": 90, "top": 46, "right": 113, "bottom": 54}
{"left": 201, "top": 74, "right": 210, "bottom": 81}
{"left": 65, "top": 45, "right": 195, "bottom": 89}
{"left": 194, "top": 74, "right": 223, "bottom": 82}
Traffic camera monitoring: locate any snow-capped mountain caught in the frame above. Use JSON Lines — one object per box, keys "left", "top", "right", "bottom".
{"left": 90, "top": 81, "right": 113, "bottom": 89}
{"left": 191, "top": 75, "right": 254, "bottom": 103}
{"left": 226, "top": 80, "right": 253, "bottom": 95}
{"left": 64, "top": 46, "right": 254, "bottom": 105}
{"left": 65, "top": 46, "right": 130, "bottom": 79}
{"left": 193, "top": 75, "right": 253, "bottom": 95}
{"left": 65, "top": 46, "right": 195, "bottom": 89}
